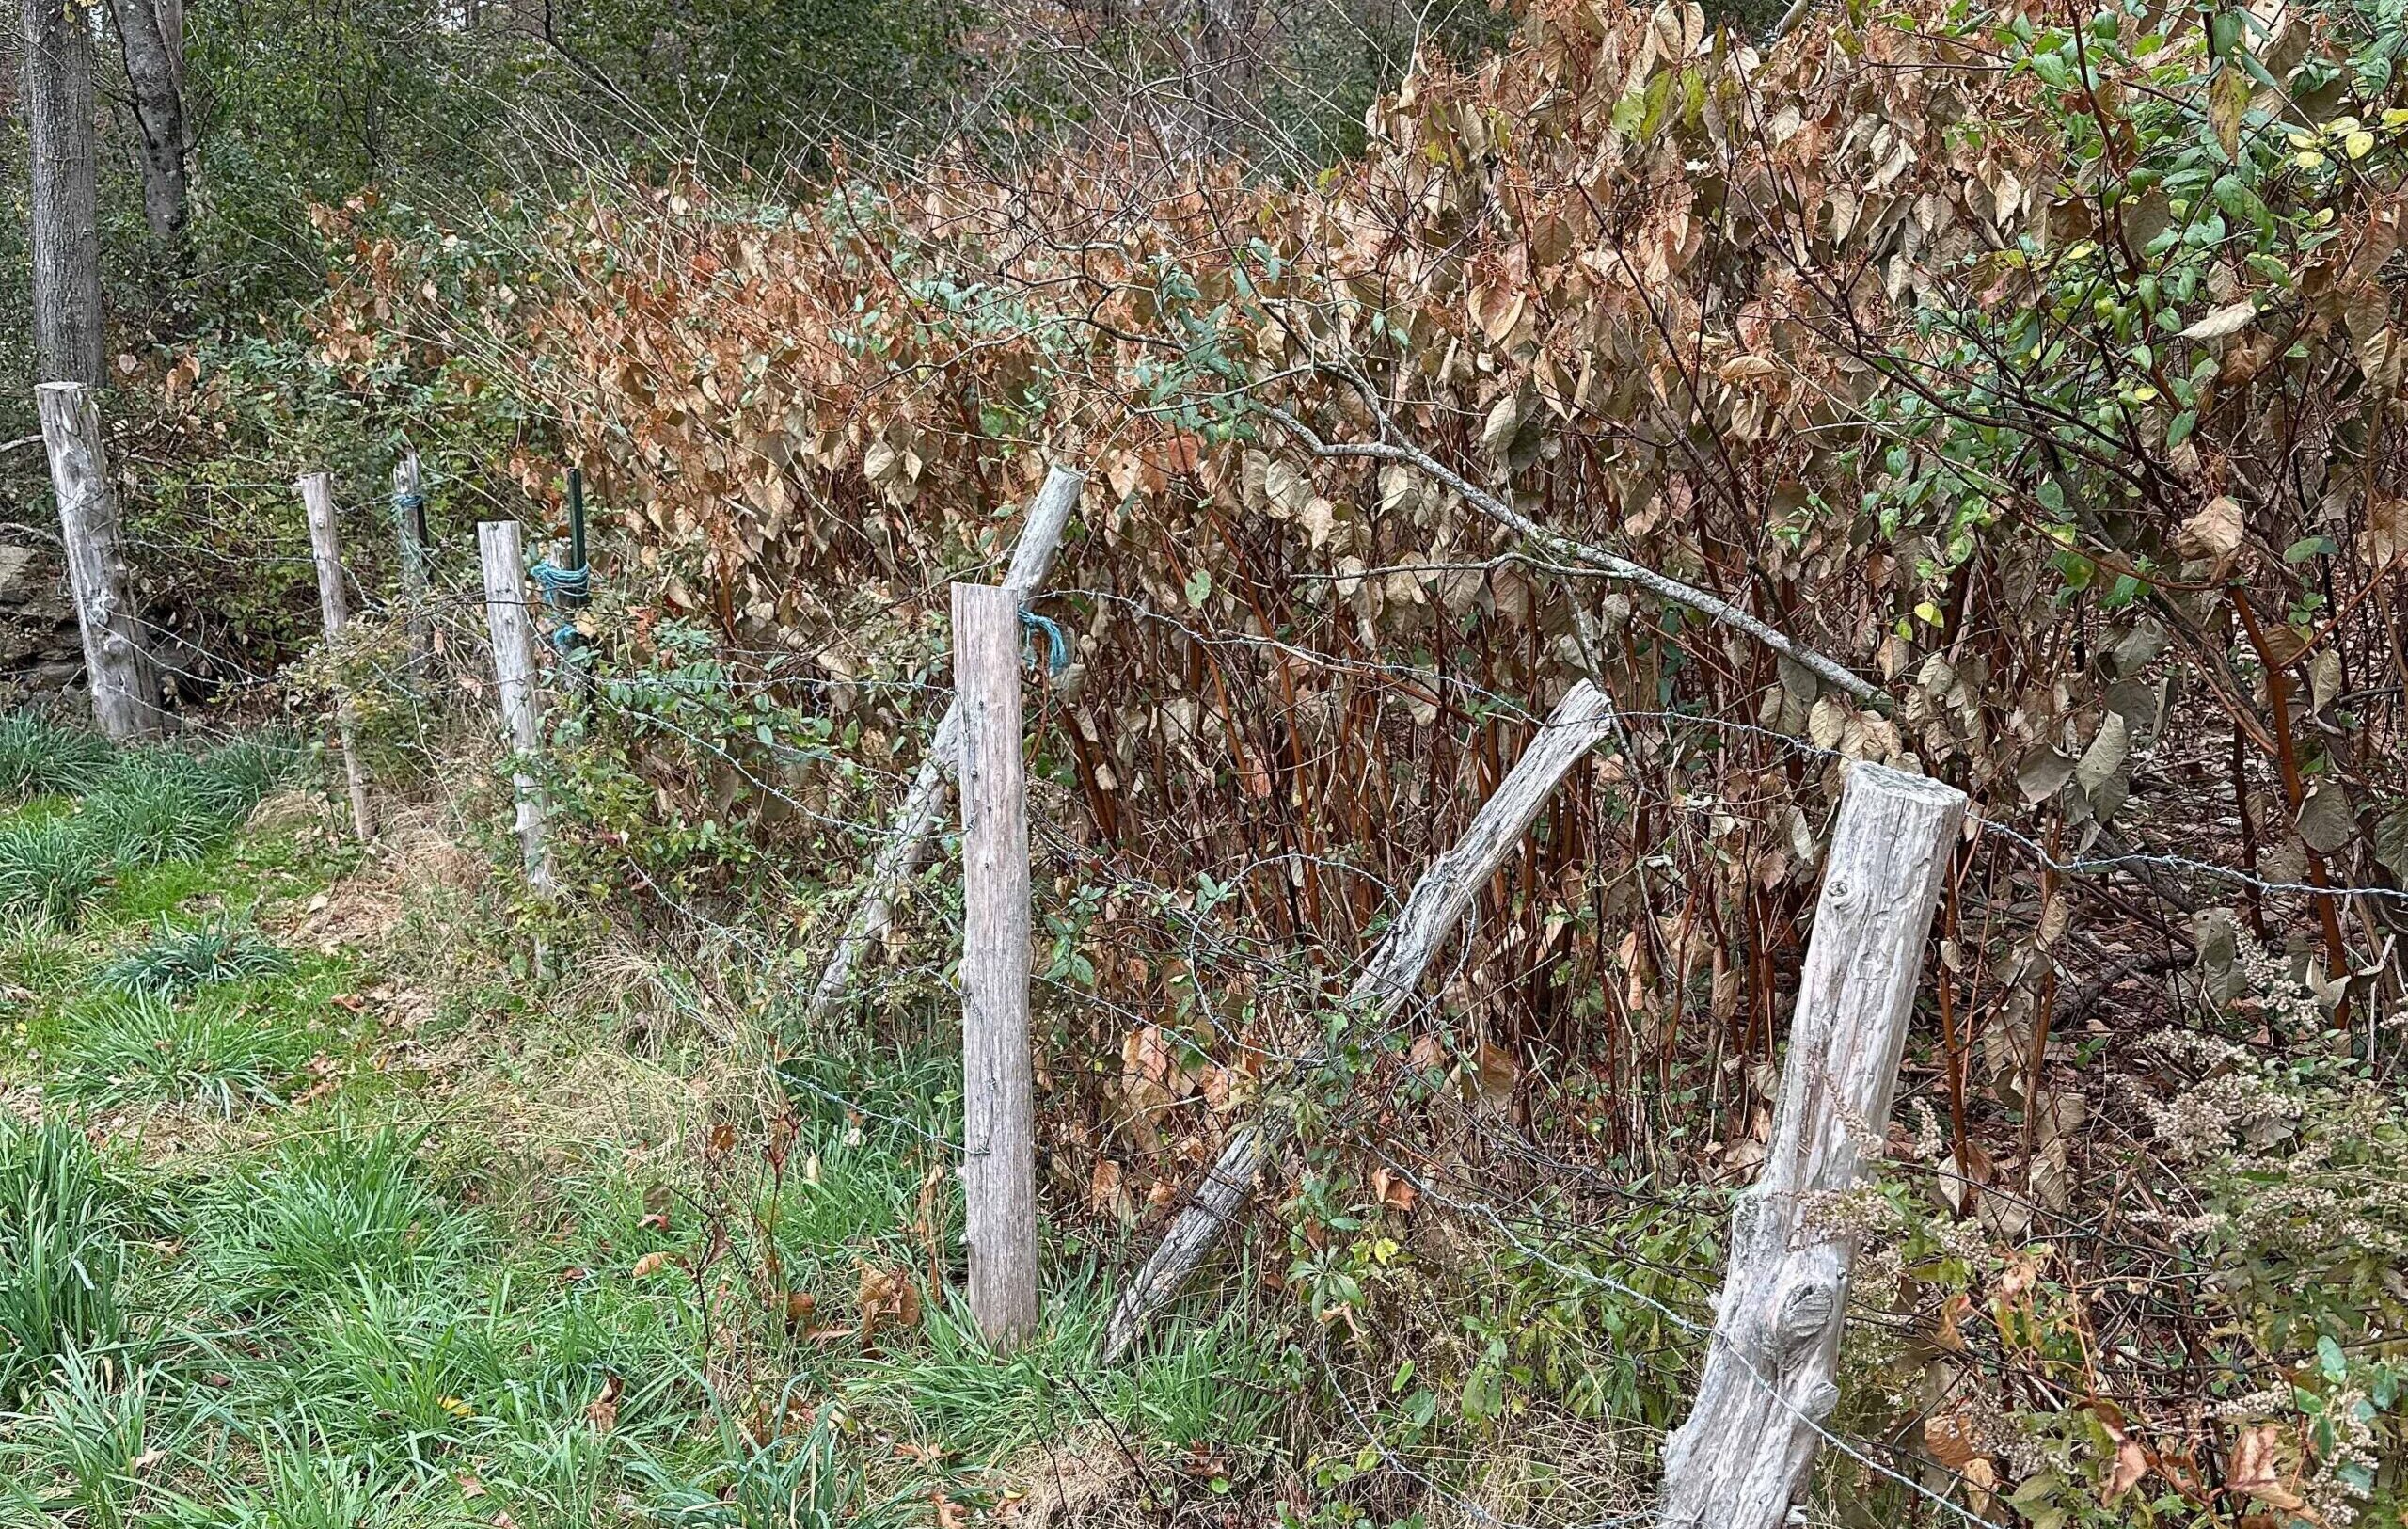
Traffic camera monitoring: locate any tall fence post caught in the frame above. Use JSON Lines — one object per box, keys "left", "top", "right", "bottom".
{"left": 392, "top": 448, "right": 431, "bottom": 670}
{"left": 802, "top": 463, "right": 1085, "bottom": 1029}
{"left": 34, "top": 382, "right": 159, "bottom": 741}
{"left": 1658, "top": 761, "right": 1965, "bottom": 1529}
{"left": 298, "top": 471, "right": 374, "bottom": 839}
{"left": 953, "top": 581, "right": 1039, "bottom": 1350}
{"left": 478, "top": 520, "right": 557, "bottom": 897}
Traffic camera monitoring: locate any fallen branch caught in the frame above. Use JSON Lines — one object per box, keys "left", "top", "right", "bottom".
{"left": 1101, "top": 679, "right": 1622, "bottom": 1362}
{"left": 800, "top": 463, "right": 1086, "bottom": 1031}
{"left": 1263, "top": 406, "right": 1883, "bottom": 707}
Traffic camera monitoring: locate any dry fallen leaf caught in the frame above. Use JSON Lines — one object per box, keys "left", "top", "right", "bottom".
{"left": 2104, "top": 1436, "right": 2149, "bottom": 1501}
{"left": 2228, "top": 1424, "right": 2305, "bottom": 1510}
{"left": 587, "top": 1372, "right": 622, "bottom": 1433}
{"left": 629, "top": 1250, "right": 674, "bottom": 1279}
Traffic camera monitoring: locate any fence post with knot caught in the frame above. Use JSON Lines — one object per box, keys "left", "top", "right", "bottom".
{"left": 34, "top": 381, "right": 159, "bottom": 740}
{"left": 1658, "top": 760, "right": 1966, "bottom": 1529}
{"left": 298, "top": 470, "right": 374, "bottom": 839}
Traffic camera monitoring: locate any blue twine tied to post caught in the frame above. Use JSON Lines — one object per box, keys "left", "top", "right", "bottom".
{"left": 1019, "top": 607, "right": 1071, "bottom": 676}
{"left": 531, "top": 559, "right": 591, "bottom": 657}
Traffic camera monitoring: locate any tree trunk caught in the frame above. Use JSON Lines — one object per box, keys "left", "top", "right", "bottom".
{"left": 20, "top": 0, "right": 103, "bottom": 388}
{"left": 106, "top": 0, "right": 188, "bottom": 248}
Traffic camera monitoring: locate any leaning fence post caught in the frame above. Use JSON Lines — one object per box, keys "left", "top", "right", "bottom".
{"left": 34, "top": 381, "right": 159, "bottom": 741}
{"left": 392, "top": 449, "right": 431, "bottom": 670}
{"left": 477, "top": 520, "right": 557, "bottom": 896}
{"left": 1102, "top": 681, "right": 1621, "bottom": 1360}
{"left": 298, "top": 471, "right": 374, "bottom": 839}
{"left": 954, "top": 581, "right": 1039, "bottom": 1351}
{"left": 801, "top": 463, "right": 1085, "bottom": 1029}
{"left": 1658, "top": 761, "right": 1966, "bottom": 1529}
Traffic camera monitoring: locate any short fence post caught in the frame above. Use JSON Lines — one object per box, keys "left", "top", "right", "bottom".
{"left": 954, "top": 581, "right": 1038, "bottom": 1351}
{"left": 392, "top": 449, "right": 431, "bottom": 670}
{"left": 1658, "top": 762, "right": 1966, "bottom": 1529}
{"left": 477, "top": 520, "right": 557, "bottom": 896}
{"left": 298, "top": 471, "right": 374, "bottom": 839}
{"left": 34, "top": 381, "right": 159, "bottom": 740}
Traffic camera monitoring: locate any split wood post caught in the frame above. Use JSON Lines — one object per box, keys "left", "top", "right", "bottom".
{"left": 1101, "top": 680, "right": 1621, "bottom": 1361}
{"left": 800, "top": 463, "right": 1085, "bottom": 1029}
{"left": 34, "top": 382, "right": 160, "bottom": 741}
{"left": 392, "top": 449, "right": 432, "bottom": 670}
{"left": 477, "top": 520, "right": 557, "bottom": 896}
{"left": 298, "top": 472, "right": 374, "bottom": 839}
{"left": 954, "top": 581, "right": 1039, "bottom": 1350}
{"left": 1658, "top": 761, "right": 1965, "bottom": 1529}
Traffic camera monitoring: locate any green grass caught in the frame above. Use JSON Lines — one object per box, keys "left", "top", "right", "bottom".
{"left": 0, "top": 1119, "right": 135, "bottom": 1404}
{"left": 0, "top": 819, "right": 107, "bottom": 925}
{"left": 46, "top": 988, "right": 319, "bottom": 1115}
{"left": 192, "top": 1128, "right": 481, "bottom": 1312}
{"left": 0, "top": 712, "right": 116, "bottom": 804}
{"left": 100, "top": 916, "right": 293, "bottom": 999}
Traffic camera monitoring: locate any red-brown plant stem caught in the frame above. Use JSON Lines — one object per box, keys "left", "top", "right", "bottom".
{"left": 2231, "top": 590, "right": 2353, "bottom": 1019}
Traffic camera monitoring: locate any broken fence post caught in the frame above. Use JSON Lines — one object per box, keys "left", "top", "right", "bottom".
{"left": 1101, "top": 680, "right": 1621, "bottom": 1361}
{"left": 954, "top": 581, "right": 1039, "bottom": 1351}
{"left": 35, "top": 381, "right": 160, "bottom": 741}
{"left": 800, "top": 463, "right": 1085, "bottom": 1029}
{"left": 1657, "top": 761, "right": 1965, "bottom": 1529}
{"left": 477, "top": 520, "right": 557, "bottom": 896}
{"left": 298, "top": 471, "right": 374, "bottom": 839}
{"left": 392, "top": 448, "right": 432, "bottom": 671}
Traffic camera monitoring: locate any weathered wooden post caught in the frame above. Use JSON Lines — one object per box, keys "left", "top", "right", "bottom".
{"left": 954, "top": 581, "right": 1039, "bottom": 1350}
{"left": 1658, "top": 762, "right": 1965, "bottom": 1529}
{"left": 392, "top": 449, "right": 432, "bottom": 669}
{"left": 34, "top": 382, "right": 159, "bottom": 740}
{"left": 1102, "top": 681, "right": 1621, "bottom": 1360}
{"left": 298, "top": 471, "right": 374, "bottom": 839}
{"left": 802, "top": 463, "right": 1085, "bottom": 1028}
{"left": 477, "top": 520, "right": 557, "bottom": 896}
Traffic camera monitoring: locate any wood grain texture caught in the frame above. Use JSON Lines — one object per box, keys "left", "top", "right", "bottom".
{"left": 955, "top": 581, "right": 1039, "bottom": 1350}
{"left": 802, "top": 463, "right": 1084, "bottom": 1029}
{"left": 1657, "top": 761, "right": 1965, "bottom": 1529}
{"left": 299, "top": 471, "right": 374, "bottom": 838}
{"left": 392, "top": 451, "right": 432, "bottom": 670}
{"left": 478, "top": 520, "right": 557, "bottom": 896}
{"left": 37, "top": 384, "right": 159, "bottom": 741}
{"left": 1101, "top": 680, "right": 1621, "bottom": 1361}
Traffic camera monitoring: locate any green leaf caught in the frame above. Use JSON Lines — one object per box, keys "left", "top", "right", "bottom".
{"left": 2320, "top": 1334, "right": 2349, "bottom": 1381}
{"left": 1184, "top": 567, "right": 1212, "bottom": 607}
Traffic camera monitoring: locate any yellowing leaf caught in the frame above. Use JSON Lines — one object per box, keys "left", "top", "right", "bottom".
{"left": 2347, "top": 130, "right": 2376, "bottom": 159}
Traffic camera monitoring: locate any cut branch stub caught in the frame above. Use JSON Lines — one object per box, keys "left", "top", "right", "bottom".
{"left": 1101, "top": 680, "right": 1621, "bottom": 1362}
{"left": 1658, "top": 761, "right": 1966, "bottom": 1529}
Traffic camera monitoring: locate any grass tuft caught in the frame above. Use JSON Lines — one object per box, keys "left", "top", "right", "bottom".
{"left": 99, "top": 916, "right": 292, "bottom": 999}
{"left": 48, "top": 989, "right": 317, "bottom": 1115}
{"left": 0, "top": 712, "right": 116, "bottom": 804}
{"left": 0, "top": 819, "right": 107, "bottom": 926}
{"left": 195, "top": 1127, "right": 478, "bottom": 1310}
{"left": 0, "top": 1119, "right": 133, "bottom": 1403}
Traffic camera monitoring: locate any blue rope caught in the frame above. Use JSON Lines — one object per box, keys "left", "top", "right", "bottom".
{"left": 1019, "top": 608, "right": 1071, "bottom": 675}
{"left": 531, "top": 560, "right": 591, "bottom": 605}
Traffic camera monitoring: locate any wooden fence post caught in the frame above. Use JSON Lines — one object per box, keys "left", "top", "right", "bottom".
{"left": 954, "top": 581, "right": 1039, "bottom": 1350}
{"left": 1658, "top": 761, "right": 1965, "bottom": 1529}
{"left": 801, "top": 463, "right": 1085, "bottom": 1029}
{"left": 477, "top": 520, "right": 557, "bottom": 896}
{"left": 34, "top": 382, "right": 159, "bottom": 741}
{"left": 392, "top": 449, "right": 432, "bottom": 669}
{"left": 1102, "top": 680, "right": 1620, "bottom": 1360}
{"left": 298, "top": 471, "right": 374, "bottom": 839}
